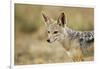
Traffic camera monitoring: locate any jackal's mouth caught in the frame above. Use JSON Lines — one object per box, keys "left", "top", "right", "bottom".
{"left": 47, "top": 38, "right": 58, "bottom": 43}
{"left": 53, "top": 38, "right": 58, "bottom": 42}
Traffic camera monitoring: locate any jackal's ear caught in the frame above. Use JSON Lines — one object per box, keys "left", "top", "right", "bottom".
{"left": 42, "top": 12, "right": 52, "bottom": 26}
{"left": 42, "top": 12, "right": 49, "bottom": 22}
{"left": 57, "top": 12, "right": 66, "bottom": 27}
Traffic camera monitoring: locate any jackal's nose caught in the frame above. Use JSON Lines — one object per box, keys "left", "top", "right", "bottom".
{"left": 47, "top": 39, "right": 50, "bottom": 42}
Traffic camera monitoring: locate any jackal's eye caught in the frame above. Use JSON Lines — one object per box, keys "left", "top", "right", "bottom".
{"left": 54, "top": 31, "right": 58, "bottom": 34}
{"left": 48, "top": 31, "right": 50, "bottom": 33}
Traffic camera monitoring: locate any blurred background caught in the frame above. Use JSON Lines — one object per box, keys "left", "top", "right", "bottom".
{"left": 15, "top": 4, "right": 94, "bottom": 65}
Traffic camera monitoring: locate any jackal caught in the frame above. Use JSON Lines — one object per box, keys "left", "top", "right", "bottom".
{"left": 42, "top": 12, "right": 94, "bottom": 62}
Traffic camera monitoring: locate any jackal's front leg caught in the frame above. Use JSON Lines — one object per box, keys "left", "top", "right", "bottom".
{"left": 71, "top": 48, "right": 84, "bottom": 62}
{"left": 66, "top": 51, "right": 84, "bottom": 62}
{"left": 72, "top": 55, "right": 84, "bottom": 62}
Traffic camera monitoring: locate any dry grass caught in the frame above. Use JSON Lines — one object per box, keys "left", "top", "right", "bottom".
{"left": 15, "top": 28, "right": 72, "bottom": 65}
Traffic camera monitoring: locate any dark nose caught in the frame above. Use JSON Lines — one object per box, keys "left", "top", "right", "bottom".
{"left": 47, "top": 39, "right": 50, "bottom": 42}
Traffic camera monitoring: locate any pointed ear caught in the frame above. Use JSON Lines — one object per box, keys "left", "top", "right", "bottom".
{"left": 57, "top": 12, "right": 66, "bottom": 27}
{"left": 42, "top": 12, "right": 49, "bottom": 22}
{"left": 42, "top": 12, "right": 53, "bottom": 26}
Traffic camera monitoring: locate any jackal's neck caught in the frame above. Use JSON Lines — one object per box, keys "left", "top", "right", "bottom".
{"left": 64, "top": 27, "right": 81, "bottom": 38}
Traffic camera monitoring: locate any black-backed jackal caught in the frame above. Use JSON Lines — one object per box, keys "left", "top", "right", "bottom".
{"left": 42, "top": 12, "right": 94, "bottom": 62}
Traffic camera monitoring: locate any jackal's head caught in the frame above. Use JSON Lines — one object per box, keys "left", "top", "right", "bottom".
{"left": 42, "top": 12, "right": 67, "bottom": 43}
